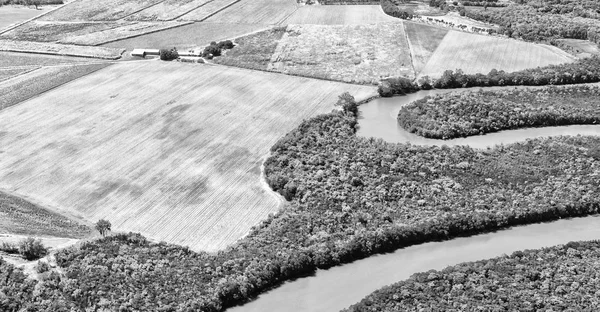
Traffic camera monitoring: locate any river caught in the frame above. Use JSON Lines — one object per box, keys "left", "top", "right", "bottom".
{"left": 229, "top": 87, "right": 600, "bottom": 312}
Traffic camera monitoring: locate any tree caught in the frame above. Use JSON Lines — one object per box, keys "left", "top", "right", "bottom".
{"left": 95, "top": 219, "right": 112, "bottom": 237}
{"left": 335, "top": 92, "right": 358, "bottom": 116}
{"left": 18, "top": 237, "right": 47, "bottom": 260}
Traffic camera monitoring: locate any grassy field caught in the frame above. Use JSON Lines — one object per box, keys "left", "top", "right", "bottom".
{"left": 204, "top": 0, "right": 298, "bottom": 24}
{"left": 283, "top": 5, "right": 399, "bottom": 24}
{"left": 0, "top": 5, "right": 56, "bottom": 30}
{"left": 39, "top": 0, "right": 164, "bottom": 21}
{"left": 268, "top": 23, "right": 413, "bottom": 84}
{"left": 213, "top": 27, "right": 286, "bottom": 70}
{"left": 0, "top": 51, "right": 92, "bottom": 67}
{"left": 178, "top": 0, "right": 239, "bottom": 21}
{"left": 556, "top": 39, "right": 600, "bottom": 58}
{"left": 0, "top": 67, "right": 35, "bottom": 82}
{"left": 0, "top": 21, "right": 115, "bottom": 42}
{"left": 0, "top": 61, "right": 375, "bottom": 251}
{"left": 419, "top": 31, "right": 576, "bottom": 78}
{"left": 0, "top": 191, "right": 91, "bottom": 238}
{"left": 0, "top": 63, "right": 111, "bottom": 111}
{"left": 126, "top": 0, "right": 213, "bottom": 21}
{"left": 404, "top": 22, "right": 448, "bottom": 75}
{"left": 102, "top": 22, "right": 270, "bottom": 50}
{"left": 58, "top": 21, "right": 192, "bottom": 45}
{"left": 0, "top": 39, "right": 124, "bottom": 59}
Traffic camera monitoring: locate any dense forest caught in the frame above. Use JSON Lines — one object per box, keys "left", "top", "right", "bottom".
{"left": 3, "top": 104, "right": 600, "bottom": 311}
{"left": 343, "top": 240, "right": 600, "bottom": 311}
{"left": 380, "top": 56, "right": 600, "bottom": 96}
{"left": 398, "top": 84, "right": 600, "bottom": 139}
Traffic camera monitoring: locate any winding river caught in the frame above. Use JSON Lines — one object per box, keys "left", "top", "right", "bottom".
{"left": 230, "top": 87, "right": 600, "bottom": 312}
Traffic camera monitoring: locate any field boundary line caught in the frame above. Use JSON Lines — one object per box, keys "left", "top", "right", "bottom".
{"left": 275, "top": 5, "right": 300, "bottom": 26}
{"left": 118, "top": 0, "right": 169, "bottom": 21}
{"left": 401, "top": 21, "right": 417, "bottom": 79}
{"left": 167, "top": 0, "right": 219, "bottom": 21}
{"left": 0, "top": 2, "right": 70, "bottom": 35}
{"left": 0, "top": 66, "right": 39, "bottom": 83}
{"left": 0, "top": 48, "right": 125, "bottom": 60}
{"left": 94, "top": 21, "right": 195, "bottom": 46}
{"left": 183, "top": 0, "right": 244, "bottom": 22}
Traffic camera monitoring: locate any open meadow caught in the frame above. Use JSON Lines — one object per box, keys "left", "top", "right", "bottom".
{"left": 404, "top": 22, "right": 448, "bottom": 75}
{"left": 204, "top": 0, "right": 298, "bottom": 24}
{"left": 419, "top": 30, "right": 576, "bottom": 78}
{"left": 0, "top": 61, "right": 375, "bottom": 251}
{"left": 283, "top": 5, "right": 399, "bottom": 25}
{"left": 0, "top": 5, "right": 57, "bottom": 31}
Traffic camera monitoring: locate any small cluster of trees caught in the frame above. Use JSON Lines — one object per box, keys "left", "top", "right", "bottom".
{"left": 398, "top": 85, "right": 600, "bottom": 139}
{"left": 159, "top": 47, "right": 179, "bottom": 61}
{"left": 344, "top": 240, "right": 600, "bottom": 311}
{"left": 380, "top": 0, "right": 414, "bottom": 20}
{"left": 0, "top": 238, "right": 47, "bottom": 260}
{"left": 201, "top": 40, "right": 235, "bottom": 59}
{"left": 0, "top": 0, "right": 63, "bottom": 8}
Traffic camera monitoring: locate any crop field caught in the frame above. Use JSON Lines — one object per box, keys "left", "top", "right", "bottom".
{"left": 404, "top": 22, "right": 448, "bottom": 75}
{"left": 0, "top": 61, "right": 375, "bottom": 251}
{"left": 0, "top": 63, "right": 111, "bottom": 111}
{"left": 267, "top": 24, "right": 414, "bottom": 84}
{"left": 0, "top": 21, "right": 115, "bottom": 42}
{"left": 39, "top": 0, "right": 164, "bottom": 21}
{"left": 102, "top": 22, "right": 271, "bottom": 50}
{"left": 126, "top": 0, "right": 213, "bottom": 21}
{"left": 419, "top": 31, "right": 576, "bottom": 78}
{"left": 0, "top": 52, "right": 92, "bottom": 67}
{"left": 59, "top": 21, "right": 192, "bottom": 45}
{"left": 213, "top": 27, "right": 286, "bottom": 70}
{"left": 178, "top": 0, "right": 239, "bottom": 21}
{"left": 283, "top": 5, "right": 400, "bottom": 25}
{"left": 557, "top": 39, "right": 600, "bottom": 58}
{"left": 0, "top": 191, "right": 91, "bottom": 238}
{"left": 0, "top": 67, "right": 34, "bottom": 82}
{"left": 0, "top": 6, "right": 54, "bottom": 31}
{"left": 0, "top": 39, "right": 125, "bottom": 59}
{"left": 204, "top": 0, "right": 298, "bottom": 24}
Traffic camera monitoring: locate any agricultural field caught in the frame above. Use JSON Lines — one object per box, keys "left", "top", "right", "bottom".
{"left": 0, "top": 191, "right": 91, "bottom": 238}
{"left": 58, "top": 21, "right": 192, "bottom": 45}
{"left": 0, "top": 61, "right": 375, "bottom": 251}
{"left": 213, "top": 27, "right": 286, "bottom": 70}
{"left": 0, "top": 21, "right": 114, "bottom": 42}
{"left": 204, "top": 0, "right": 298, "bottom": 24}
{"left": 419, "top": 30, "right": 576, "bottom": 78}
{"left": 125, "top": 0, "right": 214, "bottom": 21}
{"left": 283, "top": 5, "right": 399, "bottom": 25}
{"left": 0, "top": 51, "right": 92, "bottom": 67}
{"left": 268, "top": 23, "right": 414, "bottom": 84}
{"left": 0, "top": 67, "right": 34, "bottom": 82}
{"left": 38, "top": 0, "right": 164, "bottom": 21}
{"left": 556, "top": 38, "right": 600, "bottom": 58}
{"left": 404, "top": 22, "right": 448, "bottom": 74}
{"left": 177, "top": 0, "right": 239, "bottom": 21}
{"left": 0, "top": 39, "right": 125, "bottom": 59}
{"left": 0, "top": 5, "right": 56, "bottom": 31}
{"left": 102, "top": 22, "right": 271, "bottom": 51}
{"left": 0, "top": 63, "right": 111, "bottom": 111}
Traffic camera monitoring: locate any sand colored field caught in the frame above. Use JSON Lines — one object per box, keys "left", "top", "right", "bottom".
{"left": 179, "top": 0, "right": 240, "bottom": 21}
{"left": 0, "top": 61, "right": 375, "bottom": 251}
{"left": 268, "top": 23, "right": 413, "bottom": 84}
{"left": 419, "top": 31, "right": 576, "bottom": 79}
{"left": 39, "top": 0, "right": 165, "bottom": 21}
{"left": 282, "top": 5, "right": 399, "bottom": 25}
{"left": 126, "top": 0, "right": 213, "bottom": 21}
{"left": 204, "top": 0, "right": 298, "bottom": 24}
{"left": 404, "top": 22, "right": 448, "bottom": 75}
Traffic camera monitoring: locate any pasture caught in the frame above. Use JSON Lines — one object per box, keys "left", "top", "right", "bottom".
{"left": 213, "top": 27, "right": 286, "bottom": 70}
{"left": 282, "top": 5, "right": 399, "bottom": 25}
{"left": 0, "top": 61, "right": 375, "bottom": 251}
{"left": 404, "top": 22, "right": 448, "bottom": 75}
{"left": 268, "top": 23, "right": 413, "bottom": 84}
{"left": 204, "top": 0, "right": 298, "bottom": 24}
{"left": 419, "top": 31, "right": 576, "bottom": 78}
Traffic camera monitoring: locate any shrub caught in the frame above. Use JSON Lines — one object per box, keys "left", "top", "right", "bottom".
{"left": 378, "top": 77, "right": 419, "bottom": 97}
{"left": 36, "top": 260, "right": 50, "bottom": 273}
{"left": 159, "top": 48, "right": 179, "bottom": 61}
{"left": 1, "top": 242, "right": 18, "bottom": 254}
{"left": 18, "top": 237, "right": 47, "bottom": 260}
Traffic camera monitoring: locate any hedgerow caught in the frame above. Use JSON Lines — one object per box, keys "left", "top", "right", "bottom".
{"left": 398, "top": 84, "right": 600, "bottom": 139}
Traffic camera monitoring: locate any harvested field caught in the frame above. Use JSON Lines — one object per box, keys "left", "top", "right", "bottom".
{"left": 0, "top": 67, "right": 35, "bottom": 82}
{"left": 557, "top": 39, "right": 600, "bottom": 58}
{"left": 0, "top": 63, "right": 111, "bottom": 111}
{"left": 178, "top": 0, "right": 239, "bottom": 21}
{"left": 0, "top": 61, "right": 376, "bottom": 251}
{"left": 419, "top": 31, "right": 576, "bottom": 79}
{"left": 404, "top": 22, "right": 448, "bottom": 74}
{"left": 58, "top": 21, "right": 193, "bottom": 45}
{"left": 267, "top": 23, "right": 413, "bottom": 84}
{"left": 204, "top": 0, "right": 298, "bottom": 24}
{"left": 213, "top": 27, "right": 286, "bottom": 70}
{"left": 0, "top": 40, "right": 125, "bottom": 59}
{"left": 39, "top": 0, "right": 164, "bottom": 21}
{"left": 127, "top": 0, "right": 218, "bottom": 21}
{"left": 0, "top": 21, "right": 116, "bottom": 42}
{"left": 0, "top": 6, "right": 56, "bottom": 31}
{"left": 102, "top": 22, "right": 271, "bottom": 50}
{"left": 282, "top": 5, "right": 399, "bottom": 25}
{"left": 0, "top": 191, "right": 91, "bottom": 238}
{"left": 0, "top": 52, "right": 92, "bottom": 67}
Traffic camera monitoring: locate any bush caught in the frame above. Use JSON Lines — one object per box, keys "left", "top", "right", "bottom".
{"left": 202, "top": 40, "right": 236, "bottom": 58}
{"left": 1, "top": 242, "right": 18, "bottom": 254}
{"left": 18, "top": 237, "right": 47, "bottom": 260}
{"left": 378, "top": 77, "right": 419, "bottom": 97}
{"left": 36, "top": 260, "right": 50, "bottom": 273}
{"left": 159, "top": 48, "right": 179, "bottom": 61}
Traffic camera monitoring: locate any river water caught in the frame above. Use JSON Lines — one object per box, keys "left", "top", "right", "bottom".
{"left": 230, "top": 87, "right": 600, "bottom": 312}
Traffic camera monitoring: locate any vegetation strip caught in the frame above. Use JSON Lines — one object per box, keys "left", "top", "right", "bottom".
{"left": 398, "top": 84, "right": 600, "bottom": 139}
{"left": 343, "top": 240, "right": 600, "bottom": 311}
{"left": 0, "top": 40, "right": 124, "bottom": 59}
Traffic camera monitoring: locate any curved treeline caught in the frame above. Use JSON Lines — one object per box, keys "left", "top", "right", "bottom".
{"left": 380, "top": 56, "right": 600, "bottom": 96}
{"left": 398, "top": 84, "right": 600, "bottom": 139}
{"left": 3, "top": 111, "right": 600, "bottom": 311}
{"left": 343, "top": 240, "right": 600, "bottom": 311}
